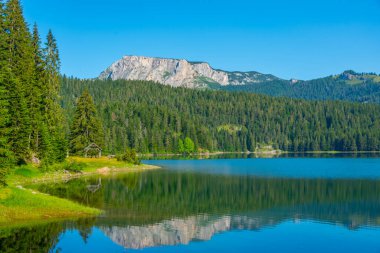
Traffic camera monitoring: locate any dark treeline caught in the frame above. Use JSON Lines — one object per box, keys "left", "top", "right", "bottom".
{"left": 0, "top": 0, "right": 65, "bottom": 180}
{"left": 61, "top": 77, "right": 380, "bottom": 154}
{"left": 217, "top": 75, "right": 380, "bottom": 104}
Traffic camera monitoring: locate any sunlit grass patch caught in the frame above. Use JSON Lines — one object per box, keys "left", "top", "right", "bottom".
{"left": 71, "top": 156, "right": 131, "bottom": 170}
{"left": 13, "top": 165, "right": 39, "bottom": 178}
{"left": 0, "top": 187, "right": 100, "bottom": 227}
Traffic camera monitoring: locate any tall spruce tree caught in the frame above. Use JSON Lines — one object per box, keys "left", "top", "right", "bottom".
{"left": 4, "top": 0, "right": 32, "bottom": 163}
{"left": 0, "top": 0, "right": 13, "bottom": 184}
{"left": 43, "top": 29, "right": 67, "bottom": 162}
{"left": 70, "top": 89, "right": 104, "bottom": 156}
{"left": 29, "top": 23, "right": 45, "bottom": 158}
{"left": 0, "top": 10, "right": 15, "bottom": 168}
{"left": 0, "top": 77, "right": 13, "bottom": 185}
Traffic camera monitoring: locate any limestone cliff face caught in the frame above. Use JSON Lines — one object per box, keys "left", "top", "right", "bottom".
{"left": 98, "top": 56, "right": 279, "bottom": 88}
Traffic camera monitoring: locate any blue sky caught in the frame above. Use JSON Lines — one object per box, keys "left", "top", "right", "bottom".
{"left": 22, "top": 0, "right": 380, "bottom": 80}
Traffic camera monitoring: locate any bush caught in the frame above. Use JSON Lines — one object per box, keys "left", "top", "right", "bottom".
{"left": 0, "top": 168, "right": 7, "bottom": 187}
{"left": 41, "top": 159, "right": 85, "bottom": 173}
{"left": 61, "top": 160, "right": 85, "bottom": 173}
{"left": 117, "top": 148, "right": 140, "bottom": 165}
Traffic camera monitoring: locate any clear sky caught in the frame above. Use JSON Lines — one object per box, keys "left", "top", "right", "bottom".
{"left": 22, "top": 0, "right": 380, "bottom": 80}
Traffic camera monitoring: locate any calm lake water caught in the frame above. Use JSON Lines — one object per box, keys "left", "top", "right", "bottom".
{"left": 2, "top": 157, "right": 380, "bottom": 252}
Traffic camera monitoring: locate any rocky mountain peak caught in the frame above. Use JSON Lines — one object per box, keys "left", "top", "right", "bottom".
{"left": 98, "top": 55, "right": 280, "bottom": 88}
{"left": 99, "top": 56, "right": 229, "bottom": 88}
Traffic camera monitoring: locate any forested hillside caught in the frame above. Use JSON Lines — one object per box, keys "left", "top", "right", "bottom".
{"left": 61, "top": 77, "right": 380, "bottom": 154}
{"left": 217, "top": 71, "right": 380, "bottom": 104}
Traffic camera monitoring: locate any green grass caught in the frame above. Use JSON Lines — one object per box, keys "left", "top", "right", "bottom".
{"left": 72, "top": 156, "right": 131, "bottom": 171}
{"left": 13, "top": 165, "right": 39, "bottom": 178}
{"left": 0, "top": 186, "right": 100, "bottom": 227}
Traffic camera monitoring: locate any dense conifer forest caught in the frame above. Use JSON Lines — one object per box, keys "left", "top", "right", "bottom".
{"left": 61, "top": 77, "right": 380, "bottom": 155}
{"left": 216, "top": 72, "right": 380, "bottom": 104}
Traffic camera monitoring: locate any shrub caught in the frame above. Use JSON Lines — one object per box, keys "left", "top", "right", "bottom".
{"left": 0, "top": 168, "right": 7, "bottom": 187}
{"left": 117, "top": 148, "right": 140, "bottom": 165}
{"left": 61, "top": 160, "right": 85, "bottom": 173}
{"left": 41, "top": 159, "right": 85, "bottom": 173}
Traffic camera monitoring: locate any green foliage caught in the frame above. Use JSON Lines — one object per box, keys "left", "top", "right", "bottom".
{"left": 61, "top": 78, "right": 380, "bottom": 154}
{"left": 117, "top": 148, "right": 140, "bottom": 165}
{"left": 0, "top": 168, "right": 7, "bottom": 187}
{"left": 60, "top": 160, "right": 85, "bottom": 173}
{"left": 217, "top": 73, "right": 380, "bottom": 104}
{"left": 13, "top": 166, "right": 36, "bottom": 178}
{"left": 0, "top": 72, "right": 14, "bottom": 175}
{"left": 41, "top": 159, "right": 85, "bottom": 173}
{"left": 178, "top": 139, "right": 185, "bottom": 153}
{"left": 0, "top": 0, "right": 67, "bottom": 173}
{"left": 183, "top": 137, "right": 195, "bottom": 154}
{"left": 217, "top": 124, "right": 243, "bottom": 134}
{"left": 69, "top": 89, "right": 104, "bottom": 156}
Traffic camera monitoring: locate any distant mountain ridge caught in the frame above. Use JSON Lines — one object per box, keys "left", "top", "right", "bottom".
{"left": 220, "top": 70, "right": 380, "bottom": 103}
{"left": 99, "top": 56, "right": 380, "bottom": 103}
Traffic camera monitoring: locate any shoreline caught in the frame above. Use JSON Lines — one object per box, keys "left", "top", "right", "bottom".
{"left": 139, "top": 150, "right": 380, "bottom": 157}
{"left": 0, "top": 158, "right": 160, "bottom": 228}
{"left": 13, "top": 163, "right": 159, "bottom": 186}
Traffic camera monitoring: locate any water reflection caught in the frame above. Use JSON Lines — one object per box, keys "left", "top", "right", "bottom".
{"left": 2, "top": 159, "right": 380, "bottom": 251}
{"left": 100, "top": 214, "right": 275, "bottom": 249}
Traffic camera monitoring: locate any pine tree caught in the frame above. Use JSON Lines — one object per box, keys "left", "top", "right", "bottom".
{"left": 178, "top": 139, "right": 185, "bottom": 154}
{"left": 4, "top": 0, "right": 33, "bottom": 163}
{"left": 43, "top": 29, "right": 67, "bottom": 162}
{"left": 184, "top": 137, "right": 195, "bottom": 154}
{"left": 0, "top": 72, "right": 11, "bottom": 185}
{"left": 0, "top": 1, "right": 15, "bottom": 178}
{"left": 70, "top": 89, "right": 104, "bottom": 155}
{"left": 5, "top": 0, "right": 34, "bottom": 83}
{"left": 0, "top": 0, "right": 7, "bottom": 66}
{"left": 29, "top": 23, "right": 44, "bottom": 157}
{"left": 44, "top": 30, "right": 60, "bottom": 93}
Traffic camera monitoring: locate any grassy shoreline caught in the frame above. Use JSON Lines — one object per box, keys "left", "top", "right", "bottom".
{"left": 0, "top": 157, "right": 159, "bottom": 228}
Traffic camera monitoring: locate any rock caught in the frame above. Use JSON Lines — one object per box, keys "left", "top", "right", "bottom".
{"left": 31, "top": 155, "right": 41, "bottom": 165}
{"left": 99, "top": 56, "right": 280, "bottom": 88}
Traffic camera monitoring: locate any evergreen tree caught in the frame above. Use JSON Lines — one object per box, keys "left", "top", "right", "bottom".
{"left": 178, "top": 139, "right": 185, "bottom": 154}
{"left": 4, "top": 0, "right": 32, "bottom": 163}
{"left": 43, "top": 29, "right": 67, "bottom": 162}
{"left": 0, "top": 0, "right": 13, "bottom": 181}
{"left": 184, "top": 137, "right": 195, "bottom": 154}
{"left": 29, "top": 23, "right": 45, "bottom": 157}
{"left": 5, "top": 0, "right": 34, "bottom": 83}
{"left": 69, "top": 89, "right": 104, "bottom": 155}
{"left": 0, "top": 69, "right": 13, "bottom": 186}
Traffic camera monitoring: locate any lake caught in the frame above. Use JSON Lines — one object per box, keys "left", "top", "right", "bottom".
{"left": 1, "top": 157, "right": 380, "bottom": 252}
